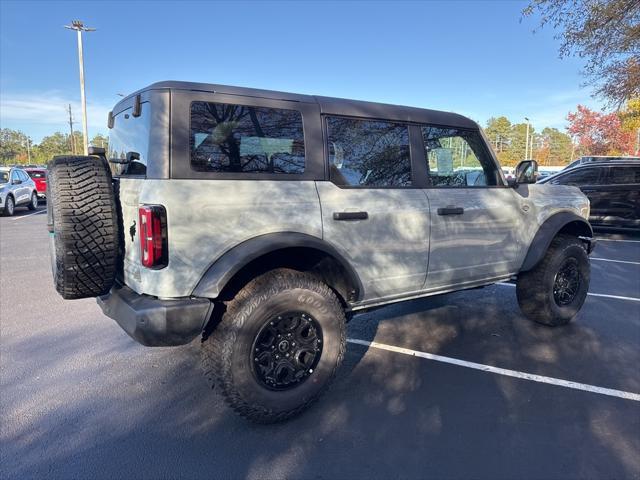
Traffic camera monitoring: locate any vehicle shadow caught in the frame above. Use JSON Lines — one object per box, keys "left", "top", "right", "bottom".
{"left": 2, "top": 286, "right": 639, "bottom": 480}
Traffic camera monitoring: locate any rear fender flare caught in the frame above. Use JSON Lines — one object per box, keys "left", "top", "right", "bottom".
{"left": 192, "top": 232, "right": 363, "bottom": 301}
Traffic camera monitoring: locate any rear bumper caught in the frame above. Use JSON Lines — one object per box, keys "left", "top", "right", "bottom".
{"left": 97, "top": 285, "right": 213, "bottom": 346}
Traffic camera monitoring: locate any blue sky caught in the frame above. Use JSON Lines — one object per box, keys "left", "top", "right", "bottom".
{"left": 0, "top": 0, "right": 603, "bottom": 143}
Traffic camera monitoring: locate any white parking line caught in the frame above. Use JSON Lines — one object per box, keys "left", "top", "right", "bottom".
{"left": 496, "top": 282, "right": 640, "bottom": 302}
{"left": 347, "top": 338, "right": 640, "bottom": 402}
{"left": 12, "top": 210, "right": 46, "bottom": 221}
{"left": 596, "top": 238, "right": 640, "bottom": 243}
{"left": 591, "top": 257, "right": 640, "bottom": 266}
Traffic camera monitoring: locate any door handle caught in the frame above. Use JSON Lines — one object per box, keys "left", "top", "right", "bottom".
{"left": 437, "top": 207, "right": 464, "bottom": 216}
{"left": 333, "top": 211, "right": 368, "bottom": 221}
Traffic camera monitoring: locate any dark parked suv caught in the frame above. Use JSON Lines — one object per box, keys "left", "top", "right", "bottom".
{"left": 539, "top": 159, "right": 640, "bottom": 229}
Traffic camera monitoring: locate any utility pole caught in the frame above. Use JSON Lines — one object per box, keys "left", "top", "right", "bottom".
{"left": 65, "top": 20, "right": 95, "bottom": 156}
{"left": 67, "top": 103, "right": 76, "bottom": 155}
{"left": 530, "top": 134, "right": 534, "bottom": 160}
{"left": 26, "top": 137, "right": 31, "bottom": 164}
{"left": 524, "top": 117, "right": 530, "bottom": 160}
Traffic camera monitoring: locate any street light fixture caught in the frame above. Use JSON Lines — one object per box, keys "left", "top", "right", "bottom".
{"left": 65, "top": 20, "right": 95, "bottom": 156}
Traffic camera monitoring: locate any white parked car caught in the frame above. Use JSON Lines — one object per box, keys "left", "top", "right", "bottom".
{"left": 0, "top": 166, "right": 39, "bottom": 216}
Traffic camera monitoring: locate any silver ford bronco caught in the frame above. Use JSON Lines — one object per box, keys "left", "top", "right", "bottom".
{"left": 47, "top": 81, "right": 595, "bottom": 423}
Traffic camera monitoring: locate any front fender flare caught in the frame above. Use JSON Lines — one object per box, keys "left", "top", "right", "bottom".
{"left": 520, "top": 212, "right": 593, "bottom": 272}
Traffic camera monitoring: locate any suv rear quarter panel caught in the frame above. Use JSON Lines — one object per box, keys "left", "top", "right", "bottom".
{"left": 124, "top": 179, "right": 322, "bottom": 298}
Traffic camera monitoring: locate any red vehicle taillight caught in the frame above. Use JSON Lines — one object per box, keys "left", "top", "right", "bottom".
{"left": 138, "top": 205, "right": 168, "bottom": 269}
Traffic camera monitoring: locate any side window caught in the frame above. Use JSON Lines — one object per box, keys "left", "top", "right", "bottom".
{"left": 607, "top": 166, "right": 640, "bottom": 184}
{"left": 19, "top": 171, "right": 29, "bottom": 182}
{"left": 190, "top": 102, "right": 305, "bottom": 174}
{"left": 10, "top": 170, "right": 19, "bottom": 183}
{"left": 326, "top": 116, "right": 411, "bottom": 187}
{"left": 552, "top": 167, "right": 602, "bottom": 186}
{"left": 422, "top": 126, "right": 498, "bottom": 187}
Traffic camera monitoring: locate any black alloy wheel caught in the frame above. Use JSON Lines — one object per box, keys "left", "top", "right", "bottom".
{"left": 251, "top": 311, "right": 323, "bottom": 391}
{"left": 553, "top": 257, "right": 581, "bottom": 306}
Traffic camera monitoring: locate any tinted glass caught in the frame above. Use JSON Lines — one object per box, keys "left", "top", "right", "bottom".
{"left": 607, "top": 166, "right": 640, "bottom": 184}
{"left": 108, "top": 103, "right": 151, "bottom": 176}
{"left": 27, "top": 170, "right": 46, "bottom": 179}
{"left": 190, "top": 102, "right": 305, "bottom": 174}
{"left": 326, "top": 117, "right": 411, "bottom": 187}
{"left": 0, "top": 171, "right": 8, "bottom": 183}
{"left": 553, "top": 167, "right": 602, "bottom": 185}
{"left": 422, "top": 126, "right": 497, "bottom": 187}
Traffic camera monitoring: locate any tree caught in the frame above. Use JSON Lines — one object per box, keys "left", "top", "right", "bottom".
{"left": 90, "top": 133, "right": 109, "bottom": 151}
{"left": 34, "top": 132, "right": 72, "bottom": 163}
{"left": 567, "top": 104, "right": 635, "bottom": 154}
{"left": 538, "top": 127, "right": 574, "bottom": 165}
{"left": 619, "top": 97, "right": 640, "bottom": 154}
{"left": 0, "top": 129, "right": 30, "bottom": 165}
{"left": 524, "top": 0, "right": 640, "bottom": 106}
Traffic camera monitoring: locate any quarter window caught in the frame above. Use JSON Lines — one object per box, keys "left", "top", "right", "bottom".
{"left": 190, "top": 102, "right": 305, "bottom": 174}
{"left": 422, "top": 126, "right": 497, "bottom": 187}
{"left": 326, "top": 116, "right": 411, "bottom": 187}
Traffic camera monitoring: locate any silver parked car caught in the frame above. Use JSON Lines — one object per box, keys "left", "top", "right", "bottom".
{"left": 0, "top": 166, "right": 39, "bottom": 216}
{"left": 47, "top": 81, "right": 595, "bottom": 423}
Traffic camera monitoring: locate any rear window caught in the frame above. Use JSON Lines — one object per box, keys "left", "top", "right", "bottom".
{"left": 108, "top": 103, "right": 151, "bottom": 176}
{"left": 190, "top": 102, "right": 305, "bottom": 174}
{"left": 27, "top": 171, "right": 46, "bottom": 179}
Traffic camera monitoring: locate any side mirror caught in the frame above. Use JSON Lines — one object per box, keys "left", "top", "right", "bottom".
{"left": 515, "top": 160, "right": 538, "bottom": 185}
{"left": 12, "top": 179, "right": 22, "bottom": 185}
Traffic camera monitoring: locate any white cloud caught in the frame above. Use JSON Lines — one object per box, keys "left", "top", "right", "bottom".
{"left": 0, "top": 91, "right": 112, "bottom": 139}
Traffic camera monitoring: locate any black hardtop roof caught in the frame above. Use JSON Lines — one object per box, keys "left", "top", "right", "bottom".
{"left": 117, "top": 81, "right": 478, "bottom": 129}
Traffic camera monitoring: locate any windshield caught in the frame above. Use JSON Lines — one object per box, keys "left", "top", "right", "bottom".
{"left": 0, "top": 171, "right": 8, "bottom": 183}
{"left": 108, "top": 102, "right": 151, "bottom": 176}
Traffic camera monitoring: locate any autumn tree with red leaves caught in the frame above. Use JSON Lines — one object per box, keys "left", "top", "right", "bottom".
{"left": 567, "top": 105, "right": 635, "bottom": 155}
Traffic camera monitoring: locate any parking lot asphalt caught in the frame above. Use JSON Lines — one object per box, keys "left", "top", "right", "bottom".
{"left": 1, "top": 207, "right": 639, "bottom": 479}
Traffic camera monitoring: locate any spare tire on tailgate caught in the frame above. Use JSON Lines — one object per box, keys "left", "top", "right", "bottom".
{"left": 47, "top": 155, "right": 120, "bottom": 299}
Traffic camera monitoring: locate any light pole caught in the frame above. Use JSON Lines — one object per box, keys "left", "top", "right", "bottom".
{"left": 524, "top": 117, "right": 530, "bottom": 160}
{"left": 65, "top": 20, "right": 95, "bottom": 156}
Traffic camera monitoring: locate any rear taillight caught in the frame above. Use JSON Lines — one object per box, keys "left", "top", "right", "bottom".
{"left": 138, "top": 205, "right": 168, "bottom": 269}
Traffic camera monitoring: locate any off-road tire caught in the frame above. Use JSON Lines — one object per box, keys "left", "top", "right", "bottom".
{"left": 201, "top": 269, "right": 346, "bottom": 423}
{"left": 3, "top": 195, "right": 15, "bottom": 216}
{"left": 28, "top": 192, "right": 38, "bottom": 210}
{"left": 516, "top": 234, "right": 590, "bottom": 326}
{"left": 47, "top": 155, "right": 120, "bottom": 299}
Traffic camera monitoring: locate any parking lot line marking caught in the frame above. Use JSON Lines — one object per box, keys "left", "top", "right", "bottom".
{"left": 591, "top": 257, "right": 640, "bottom": 266}
{"left": 12, "top": 210, "right": 46, "bottom": 221}
{"left": 595, "top": 238, "right": 640, "bottom": 243}
{"left": 347, "top": 338, "right": 640, "bottom": 402}
{"left": 496, "top": 282, "right": 640, "bottom": 302}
